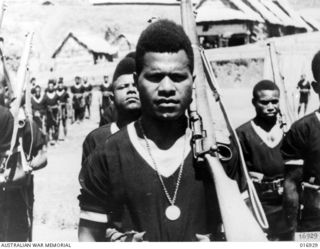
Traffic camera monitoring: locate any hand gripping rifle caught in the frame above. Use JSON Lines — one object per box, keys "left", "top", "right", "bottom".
{"left": 0, "top": 32, "right": 34, "bottom": 185}
{"left": 180, "top": 0, "right": 267, "bottom": 241}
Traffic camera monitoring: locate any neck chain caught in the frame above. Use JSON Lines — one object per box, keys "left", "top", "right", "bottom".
{"left": 138, "top": 119, "right": 187, "bottom": 221}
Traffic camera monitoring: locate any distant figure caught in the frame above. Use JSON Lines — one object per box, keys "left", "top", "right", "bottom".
{"left": 43, "top": 80, "right": 59, "bottom": 144}
{"left": 30, "top": 77, "right": 37, "bottom": 95}
{"left": 71, "top": 76, "right": 85, "bottom": 123}
{"left": 99, "top": 75, "right": 116, "bottom": 125}
{"left": 31, "top": 85, "right": 46, "bottom": 131}
{"left": 297, "top": 74, "right": 310, "bottom": 115}
{"left": 56, "top": 79, "right": 69, "bottom": 138}
{"left": 83, "top": 77, "right": 92, "bottom": 119}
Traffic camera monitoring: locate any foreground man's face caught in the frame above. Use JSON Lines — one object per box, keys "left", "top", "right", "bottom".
{"left": 137, "top": 50, "right": 193, "bottom": 121}
{"left": 254, "top": 89, "right": 280, "bottom": 120}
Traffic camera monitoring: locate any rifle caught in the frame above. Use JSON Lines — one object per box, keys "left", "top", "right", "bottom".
{"left": 267, "top": 42, "right": 296, "bottom": 129}
{"left": 0, "top": 32, "right": 34, "bottom": 185}
{"left": 180, "top": 0, "right": 267, "bottom": 241}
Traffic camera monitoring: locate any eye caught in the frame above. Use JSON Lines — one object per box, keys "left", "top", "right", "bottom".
{"left": 145, "top": 73, "right": 164, "bottom": 83}
{"left": 169, "top": 73, "right": 188, "bottom": 82}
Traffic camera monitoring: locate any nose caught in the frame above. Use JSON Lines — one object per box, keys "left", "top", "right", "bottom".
{"left": 266, "top": 102, "right": 275, "bottom": 111}
{"left": 127, "top": 83, "right": 138, "bottom": 94}
{"left": 158, "top": 76, "right": 175, "bottom": 97}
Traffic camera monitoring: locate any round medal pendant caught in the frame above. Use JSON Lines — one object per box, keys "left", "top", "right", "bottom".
{"left": 165, "top": 205, "right": 181, "bottom": 221}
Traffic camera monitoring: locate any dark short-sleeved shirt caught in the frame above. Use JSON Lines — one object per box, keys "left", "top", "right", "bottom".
{"left": 281, "top": 112, "right": 320, "bottom": 182}
{"left": 31, "top": 96, "right": 45, "bottom": 112}
{"left": 56, "top": 89, "right": 69, "bottom": 104}
{"left": 237, "top": 121, "right": 284, "bottom": 178}
{"left": 71, "top": 85, "right": 85, "bottom": 94}
{"left": 281, "top": 112, "right": 320, "bottom": 231}
{"left": 83, "top": 84, "right": 92, "bottom": 92}
{"left": 297, "top": 80, "right": 310, "bottom": 92}
{"left": 43, "top": 92, "right": 59, "bottom": 107}
{"left": 78, "top": 123, "right": 240, "bottom": 241}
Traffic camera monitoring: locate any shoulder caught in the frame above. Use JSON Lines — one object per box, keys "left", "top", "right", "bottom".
{"left": 85, "top": 123, "right": 113, "bottom": 144}
{"left": 290, "top": 112, "right": 316, "bottom": 131}
{"left": 103, "top": 125, "right": 129, "bottom": 149}
{"left": 236, "top": 120, "right": 252, "bottom": 134}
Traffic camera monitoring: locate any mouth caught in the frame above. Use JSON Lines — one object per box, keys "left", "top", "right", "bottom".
{"left": 126, "top": 97, "right": 140, "bottom": 102}
{"left": 155, "top": 99, "right": 179, "bottom": 107}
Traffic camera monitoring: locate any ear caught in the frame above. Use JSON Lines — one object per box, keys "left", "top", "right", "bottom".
{"left": 312, "top": 81, "right": 320, "bottom": 94}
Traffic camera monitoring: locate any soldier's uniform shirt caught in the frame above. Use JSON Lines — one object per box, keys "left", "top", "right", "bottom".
{"left": 79, "top": 122, "right": 242, "bottom": 241}
{"left": 281, "top": 111, "right": 320, "bottom": 231}
{"left": 81, "top": 122, "right": 119, "bottom": 165}
{"left": 71, "top": 85, "right": 85, "bottom": 95}
{"left": 83, "top": 84, "right": 92, "bottom": 93}
{"left": 100, "top": 84, "right": 112, "bottom": 109}
{"left": 56, "top": 87, "right": 69, "bottom": 104}
{"left": 236, "top": 120, "right": 289, "bottom": 237}
{"left": 31, "top": 95, "right": 45, "bottom": 112}
{"left": 43, "top": 92, "right": 59, "bottom": 130}
{"left": 71, "top": 85, "right": 85, "bottom": 121}
{"left": 56, "top": 88, "right": 69, "bottom": 121}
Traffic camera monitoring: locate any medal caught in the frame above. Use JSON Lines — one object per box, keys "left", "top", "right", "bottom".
{"left": 139, "top": 120, "right": 187, "bottom": 222}
{"left": 165, "top": 205, "right": 181, "bottom": 221}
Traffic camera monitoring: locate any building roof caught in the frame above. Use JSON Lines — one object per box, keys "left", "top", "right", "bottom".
{"left": 244, "top": 0, "right": 282, "bottom": 25}
{"left": 260, "top": 0, "right": 296, "bottom": 26}
{"left": 274, "top": 0, "right": 313, "bottom": 31}
{"left": 89, "top": 0, "right": 179, "bottom": 5}
{"left": 52, "top": 32, "right": 118, "bottom": 58}
{"left": 229, "top": 0, "right": 264, "bottom": 22}
{"left": 196, "top": 0, "right": 263, "bottom": 23}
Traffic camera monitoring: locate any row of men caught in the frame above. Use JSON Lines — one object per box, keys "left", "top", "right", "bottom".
{"left": 78, "top": 19, "right": 320, "bottom": 241}
{"left": 30, "top": 77, "right": 93, "bottom": 144}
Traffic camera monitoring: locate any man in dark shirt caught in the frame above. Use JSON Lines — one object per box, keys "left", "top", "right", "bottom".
{"left": 296, "top": 74, "right": 311, "bottom": 116}
{"left": 56, "top": 80, "right": 69, "bottom": 139}
{"left": 78, "top": 19, "right": 242, "bottom": 242}
{"left": 282, "top": 51, "right": 320, "bottom": 235}
{"left": 82, "top": 77, "right": 92, "bottom": 119}
{"left": 99, "top": 75, "right": 117, "bottom": 126}
{"left": 31, "top": 85, "right": 45, "bottom": 131}
{"left": 71, "top": 76, "right": 85, "bottom": 123}
{"left": 237, "top": 80, "right": 292, "bottom": 240}
{"left": 43, "top": 81, "right": 59, "bottom": 144}
{"left": 82, "top": 55, "right": 141, "bottom": 165}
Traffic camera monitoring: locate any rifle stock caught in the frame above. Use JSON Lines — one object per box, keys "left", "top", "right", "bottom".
{"left": 180, "top": 0, "right": 267, "bottom": 241}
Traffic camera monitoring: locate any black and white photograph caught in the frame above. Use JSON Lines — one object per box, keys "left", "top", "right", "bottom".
{"left": 0, "top": 0, "right": 319, "bottom": 245}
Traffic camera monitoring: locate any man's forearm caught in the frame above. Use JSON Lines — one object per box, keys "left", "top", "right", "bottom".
{"left": 283, "top": 174, "right": 300, "bottom": 231}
